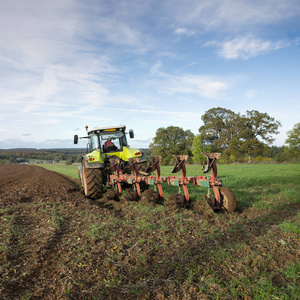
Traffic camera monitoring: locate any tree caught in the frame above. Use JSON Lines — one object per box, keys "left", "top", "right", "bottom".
{"left": 238, "top": 110, "right": 281, "bottom": 162}
{"left": 192, "top": 135, "right": 213, "bottom": 164}
{"left": 149, "top": 126, "right": 194, "bottom": 165}
{"left": 199, "top": 107, "right": 239, "bottom": 150}
{"left": 199, "top": 107, "right": 281, "bottom": 162}
{"left": 285, "top": 122, "right": 300, "bottom": 157}
{"left": 265, "top": 146, "right": 284, "bottom": 158}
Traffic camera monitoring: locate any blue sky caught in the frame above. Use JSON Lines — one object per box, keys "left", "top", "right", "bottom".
{"left": 0, "top": 0, "right": 299, "bottom": 149}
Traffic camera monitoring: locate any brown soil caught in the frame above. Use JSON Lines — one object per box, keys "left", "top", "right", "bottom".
{"left": 0, "top": 165, "right": 299, "bottom": 299}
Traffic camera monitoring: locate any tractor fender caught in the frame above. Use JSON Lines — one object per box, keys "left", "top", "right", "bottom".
{"left": 82, "top": 156, "right": 105, "bottom": 169}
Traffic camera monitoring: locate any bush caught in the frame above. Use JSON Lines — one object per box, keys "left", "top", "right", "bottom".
{"left": 275, "top": 152, "right": 292, "bottom": 163}
{"left": 65, "top": 160, "right": 73, "bottom": 165}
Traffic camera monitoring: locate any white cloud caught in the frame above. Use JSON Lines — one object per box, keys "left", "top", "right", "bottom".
{"left": 102, "top": 107, "right": 200, "bottom": 118}
{"left": 0, "top": 1, "right": 122, "bottom": 119}
{"left": 246, "top": 90, "right": 263, "bottom": 98}
{"left": 148, "top": 73, "right": 230, "bottom": 99}
{"left": 23, "top": 66, "right": 58, "bottom": 113}
{"left": 206, "top": 36, "right": 292, "bottom": 59}
{"left": 150, "top": 61, "right": 163, "bottom": 76}
{"left": 148, "top": 60, "right": 230, "bottom": 99}
{"left": 165, "top": 0, "right": 300, "bottom": 32}
{"left": 89, "top": 19, "right": 143, "bottom": 48}
{"left": 74, "top": 1, "right": 155, "bottom": 52}
{"left": 174, "top": 27, "right": 196, "bottom": 37}
{"left": 0, "top": 0, "right": 157, "bottom": 134}
{"left": 174, "top": 28, "right": 187, "bottom": 35}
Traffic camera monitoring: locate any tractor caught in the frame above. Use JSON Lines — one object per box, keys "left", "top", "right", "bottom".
{"left": 74, "top": 125, "right": 147, "bottom": 198}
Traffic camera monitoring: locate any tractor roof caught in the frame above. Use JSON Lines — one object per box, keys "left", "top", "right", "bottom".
{"left": 88, "top": 125, "right": 126, "bottom": 134}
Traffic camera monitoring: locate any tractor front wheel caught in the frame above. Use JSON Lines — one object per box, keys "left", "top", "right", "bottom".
{"left": 219, "top": 186, "right": 236, "bottom": 213}
{"left": 82, "top": 163, "right": 103, "bottom": 199}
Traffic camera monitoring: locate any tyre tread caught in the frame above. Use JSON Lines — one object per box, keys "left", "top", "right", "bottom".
{"left": 83, "top": 165, "right": 103, "bottom": 199}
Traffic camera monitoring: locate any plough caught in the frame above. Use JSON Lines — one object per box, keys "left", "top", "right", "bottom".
{"left": 74, "top": 125, "right": 236, "bottom": 212}
{"left": 105, "top": 153, "right": 236, "bottom": 213}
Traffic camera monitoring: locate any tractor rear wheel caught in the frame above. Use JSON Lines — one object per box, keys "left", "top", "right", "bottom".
{"left": 82, "top": 163, "right": 103, "bottom": 199}
{"left": 219, "top": 186, "right": 236, "bottom": 213}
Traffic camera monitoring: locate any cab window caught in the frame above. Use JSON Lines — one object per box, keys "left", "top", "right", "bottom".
{"left": 100, "top": 131, "right": 127, "bottom": 152}
{"left": 89, "top": 133, "right": 100, "bottom": 151}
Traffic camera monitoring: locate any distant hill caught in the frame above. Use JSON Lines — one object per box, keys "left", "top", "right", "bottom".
{"left": 0, "top": 148, "right": 149, "bottom": 153}
{"left": 0, "top": 148, "right": 86, "bottom": 153}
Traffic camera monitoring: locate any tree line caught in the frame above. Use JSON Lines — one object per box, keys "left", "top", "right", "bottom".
{"left": 1, "top": 108, "right": 299, "bottom": 165}
{"left": 0, "top": 148, "right": 151, "bottom": 165}
{"left": 0, "top": 150, "right": 84, "bottom": 165}
{"left": 150, "top": 107, "right": 300, "bottom": 165}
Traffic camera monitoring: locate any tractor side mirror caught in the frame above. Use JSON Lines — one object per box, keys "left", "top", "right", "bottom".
{"left": 129, "top": 129, "right": 134, "bottom": 139}
{"left": 74, "top": 135, "right": 78, "bottom": 144}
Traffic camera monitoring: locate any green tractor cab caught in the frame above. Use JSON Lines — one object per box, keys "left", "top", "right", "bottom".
{"left": 74, "top": 125, "right": 147, "bottom": 198}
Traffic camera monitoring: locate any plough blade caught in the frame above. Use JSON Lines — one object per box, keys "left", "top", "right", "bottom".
{"left": 106, "top": 153, "right": 235, "bottom": 213}
{"left": 171, "top": 155, "right": 188, "bottom": 174}
{"left": 145, "top": 157, "right": 161, "bottom": 174}
{"left": 202, "top": 152, "right": 221, "bottom": 173}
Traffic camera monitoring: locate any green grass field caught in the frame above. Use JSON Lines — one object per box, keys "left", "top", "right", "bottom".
{"left": 38, "top": 163, "right": 81, "bottom": 179}
{"left": 41, "top": 162, "right": 300, "bottom": 211}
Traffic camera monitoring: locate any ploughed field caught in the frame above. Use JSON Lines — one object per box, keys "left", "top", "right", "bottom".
{"left": 0, "top": 164, "right": 299, "bottom": 299}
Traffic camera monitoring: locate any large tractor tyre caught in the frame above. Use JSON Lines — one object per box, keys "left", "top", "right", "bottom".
{"left": 219, "top": 186, "right": 236, "bottom": 213}
{"left": 82, "top": 164, "right": 103, "bottom": 199}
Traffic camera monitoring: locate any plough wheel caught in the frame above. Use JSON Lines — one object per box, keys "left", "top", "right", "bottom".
{"left": 82, "top": 164, "right": 103, "bottom": 199}
{"left": 219, "top": 186, "right": 236, "bottom": 213}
